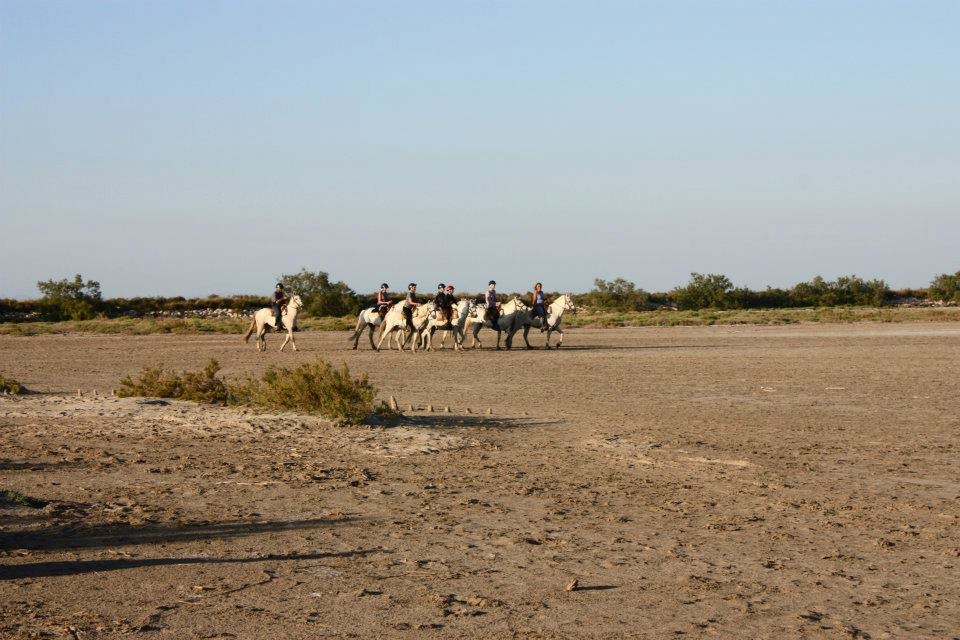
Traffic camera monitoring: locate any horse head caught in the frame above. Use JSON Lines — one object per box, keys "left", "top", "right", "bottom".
{"left": 288, "top": 294, "right": 303, "bottom": 310}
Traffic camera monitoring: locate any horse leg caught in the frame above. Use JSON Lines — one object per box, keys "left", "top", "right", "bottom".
{"left": 367, "top": 325, "right": 376, "bottom": 350}
{"left": 350, "top": 316, "right": 363, "bottom": 349}
{"left": 556, "top": 328, "right": 563, "bottom": 348}
{"left": 505, "top": 323, "right": 518, "bottom": 350}
{"left": 376, "top": 327, "right": 390, "bottom": 352}
{"left": 523, "top": 325, "right": 532, "bottom": 349}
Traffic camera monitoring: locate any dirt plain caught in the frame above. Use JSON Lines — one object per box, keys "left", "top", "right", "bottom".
{"left": 1, "top": 323, "right": 958, "bottom": 639}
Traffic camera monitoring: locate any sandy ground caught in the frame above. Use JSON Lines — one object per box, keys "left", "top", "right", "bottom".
{"left": 1, "top": 323, "right": 958, "bottom": 639}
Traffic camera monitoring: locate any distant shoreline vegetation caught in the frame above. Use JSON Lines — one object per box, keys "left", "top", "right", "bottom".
{"left": 1, "top": 269, "right": 958, "bottom": 333}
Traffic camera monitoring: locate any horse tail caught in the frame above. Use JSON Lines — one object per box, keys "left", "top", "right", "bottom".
{"left": 348, "top": 312, "right": 365, "bottom": 341}
{"left": 243, "top": 316, "right": 256, "bottom": 342}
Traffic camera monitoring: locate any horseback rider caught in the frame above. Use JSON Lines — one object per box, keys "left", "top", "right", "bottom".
{"left": 531, "top": 282, "right": 549, "bottom": 332}
{"left": 434, "top": 283, "right": 447, "bottom": 315}
{"left": 441, "top": 284, "right": 457, "bottom": 327}
{"left": 404, "top": 283, "right": 419, "bottom": 329}
{"left": 376, "top": 283, "right": 392, "bottom": 319}
{"left": 485, "top": 280, "right": 501, "bottom": 330}
{"left": 272, "top": 283, "right": 289, "bottom": 331}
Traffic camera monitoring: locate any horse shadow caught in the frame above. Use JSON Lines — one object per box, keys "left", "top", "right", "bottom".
{"left": 531, "top": 344, "right": 725, "bottom": 351}
{"left": 1, "top": 548, "right": 382, "bottom": 580}
{"left": 0, "top": 516, "right": 374, "bottom": 580}
{"left": 397, "top": 415, "right": 558, "bottom": 431}
{"left": 0, "top": 516, "right": 359, "bottom": 553}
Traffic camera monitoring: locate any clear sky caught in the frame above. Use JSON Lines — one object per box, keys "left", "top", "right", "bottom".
{"left": 2, "top": 1, "right": 957, "bottom": 298}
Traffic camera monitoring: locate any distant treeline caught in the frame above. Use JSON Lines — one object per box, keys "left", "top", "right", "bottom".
{"left": 2, "top": 269, "right": 958, "bottom": 322}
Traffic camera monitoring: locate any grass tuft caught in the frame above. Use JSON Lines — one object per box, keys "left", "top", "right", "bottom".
{"left": 0, "top": 374, "right": 26, "bottom": 394}
{"left": 1, "top": 489, "right": 47, "bottom": 508}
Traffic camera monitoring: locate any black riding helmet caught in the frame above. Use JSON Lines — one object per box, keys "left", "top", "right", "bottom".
{"left": 437, "top": 283, "right": 445, "bottom": 290}
{"left": 276, "top": 283, "right": 284, "bottom": 289}
{"left": 408, "top": 283, "right": 417, "bottom": 289}
{"left": 380, "top": 283, "right": 389, "bottom": 289}
{"left": 488, "top": 280, "right": 496, "bottom": 286}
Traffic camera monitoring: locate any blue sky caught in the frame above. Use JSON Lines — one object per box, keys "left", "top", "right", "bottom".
{"left": 2, "top": 1, "right": 957, "bottom": 298}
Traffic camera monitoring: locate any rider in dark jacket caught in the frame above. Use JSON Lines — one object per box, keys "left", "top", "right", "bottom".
{"left": 485, "top": 280, "right": 501, "bottom": 330}
{"left": 272, "top": 283, "right": 289, "bottom": 330}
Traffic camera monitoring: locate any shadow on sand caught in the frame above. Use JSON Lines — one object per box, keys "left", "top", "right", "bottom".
{"left": 398, "top": 415, "right": 558, "bottom": 430}
{"left": 525, "top": 344, "right": 725, "bottom": 351}
{"left": 1, "top": 548, "right": 382, "bottom": 580}
{"left": 0, "top": 459, "right": 82, "bottom": 471}
{"left": 0, "top": 516, "right": 358, "bottom": 553}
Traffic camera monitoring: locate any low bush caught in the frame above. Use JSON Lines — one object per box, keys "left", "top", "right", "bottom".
{"left": 36, "top": 274, "right": 103, "bottom": 321}
{"left": 673, "top": 273, "right": 735, "bottom": 310}
{"left": 574, "top": 278, "right": 650, "bottom": 311}
{"left": 118, "top": 358, "right": 380, "bottom": 424}
{"left": 0, "top": 374, "right": 26, "bottom": 394}
{"left": 232, "top": 361, "right": 376, "bottom": 425}
{"left": 929, "top": 271, "right": 960, "bottom": 303}
{"left": 789, "top": 274, "right": 888, "bottom": 307}
{"left": 118, "top": 359, "right": 229, "bottom": 403}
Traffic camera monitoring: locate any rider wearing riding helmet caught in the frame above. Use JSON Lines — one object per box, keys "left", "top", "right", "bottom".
{"left": 376, "top": 283, "right": 391, "bottom": 318}
{"left": 404, "top": 283, "right": 419, "bottom": 329}
{"left": 434, "top": 283, "right": 447, "bottom": 312}
{"left": 485, "top": 280, "right": 501, "bottom": 330}
{"left": 272, "top": 283, "right": 289, "bottom": 330}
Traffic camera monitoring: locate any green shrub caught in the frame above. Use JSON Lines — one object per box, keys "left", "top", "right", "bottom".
{"left": 789, "top": 275, "right": 888, "bottom": 307}
{"left": 929, "top": 271, "right": 960, "bottom": 303}
{"left": 575, "top": 278, "right": 649, "bottom": 311}
{"left": 1, "top": 489, "right": 47, "bottom": 508}
{"left": 36, "top": 274, "right": 103, "bottom": 321}
{"left": 233, "top": 360, "right": 376, "bottom": 425}
{"left": 673, "top": 273, "right": 735, "bottom": 310}
{"left": 0, "top": 374, "right": 26, "bottom": 394}
{"left": 280, "top": 269, "right": 362, "bottom": 317}
{"left": 118, "top": 359, "right": 229, "bottom": 403}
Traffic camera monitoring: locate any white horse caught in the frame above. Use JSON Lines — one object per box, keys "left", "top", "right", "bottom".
{"left": 464, "top": 297, "right": 529, "bottom": 350}
{"left": 349, "top": 305, "right": 392, "bottom": 350}
{"left": 421, "top": 299, "right": 472, "bottom": 351}
{"left": 404, "top": 302, "right": 436, "bottom": 351}
{"left": 243, "top": 294, "right": 303, "bottom": 352}
{"left": 509, "top": 293, "right": 577, "bottom": 349}
{"left": 376, "top": 302, "right": 434, "bottom": 352}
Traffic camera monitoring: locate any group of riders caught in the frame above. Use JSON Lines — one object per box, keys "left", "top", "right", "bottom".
{"left": 270, "top": 280, "right": 553, "bottom": 332}
{"left": 375, "top": 280, "right": 552, "bottom": 333}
